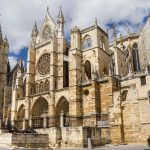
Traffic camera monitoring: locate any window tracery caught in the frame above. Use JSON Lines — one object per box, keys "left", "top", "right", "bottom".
{"left": 37, "top": 53, "right": 50, "bottom": 75}
{"left": 34, "top": 80, "right": 50, "bottom": 94}
{"left": 83, "top": 36, "right": 92, "bottom": 49}
{"left": 132, "top": 43, "right": 140, "bottom": 72}
{"left": 100, "top": 36, "right": 105, "bottom": 50}
{"left": 84, "top": 60, "right": 91, "bottom": 79}
{"left": 42, "top": 26, "right": 52, "bottom": 40}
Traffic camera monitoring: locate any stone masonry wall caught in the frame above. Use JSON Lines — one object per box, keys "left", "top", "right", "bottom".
{"left": 0, "top": 133, "right": 49, "bottom": 148}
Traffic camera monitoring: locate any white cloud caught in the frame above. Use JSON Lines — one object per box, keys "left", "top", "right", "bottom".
{"left": 8, "top": 56, "right": 17, "bottom": 70}
{"left": 0, "top": 0, "right": 150, "bottom": 54}
{"left": 8, "top": 56, "right": 26, "bottom": 70}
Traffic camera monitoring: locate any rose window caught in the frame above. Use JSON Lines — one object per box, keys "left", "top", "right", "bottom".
{"left": 37, "top": 54, "right": 50, "bottom": 75}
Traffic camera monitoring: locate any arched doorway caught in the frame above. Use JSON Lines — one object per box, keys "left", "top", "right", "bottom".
{"left": 16, "top": 105, "right": 25, "bottom": 129}
{"left": 31, "top": 97, "right": 48, "bottom": 128}
{"left": 56, "top": 97, "right": 69, "bottom": 127}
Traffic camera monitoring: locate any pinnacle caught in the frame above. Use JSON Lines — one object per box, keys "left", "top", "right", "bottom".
{"left": 0, "top": 23, "right": 3, "bottom": 40}
{"left": 57, "top": 6, "right": 64, "bottom": 24}
{"left": 32, "top": 21, "right": 38, "bottom": 37}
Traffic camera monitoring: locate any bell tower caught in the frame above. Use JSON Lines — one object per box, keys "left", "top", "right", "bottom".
{"left": 0, "top": 24, "right": 9, "bottom": 116}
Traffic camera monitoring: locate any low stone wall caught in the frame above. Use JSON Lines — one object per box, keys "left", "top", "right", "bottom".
{"left": 36, "top": 127, "right": 61, "bottom": 146}
{"left": 36, "top": 126, "right": 101, "bottom": 148}
{"left": 0, "top": 133, "right": 49, "bottom": 148}
{"left": 0, "top": 133, "right": 12, "bottom": 146}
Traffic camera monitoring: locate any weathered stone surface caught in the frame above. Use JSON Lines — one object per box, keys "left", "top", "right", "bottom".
{"left": 0, "top": 133, "right": 49, "bottom": 148}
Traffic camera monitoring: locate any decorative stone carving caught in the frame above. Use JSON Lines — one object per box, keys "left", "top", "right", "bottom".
{"left": 37, "top": 54, "right": 50, "bottom": 75}
{"left": 42, "top": 26, "right": 52, "bottom": 40}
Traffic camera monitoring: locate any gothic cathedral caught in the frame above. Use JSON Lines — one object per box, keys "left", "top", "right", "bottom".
{"left": 1, "top": 7, "right": 150, "bottom": 147}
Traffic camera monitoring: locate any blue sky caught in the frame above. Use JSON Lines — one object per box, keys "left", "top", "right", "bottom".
{"left": 9, "top": 47, "right": 28, "bottom": 68}
{"left": 1, "top": 0, "right": 150, "bottom": 69}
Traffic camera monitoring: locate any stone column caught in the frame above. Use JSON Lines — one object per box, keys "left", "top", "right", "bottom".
{"left": 48, "top": 92, "right": 56, "bottom": 127}
{"left": 69, "top": 27, "right": 82, "bottom": 126}
{"left": 43, "top": 116, "right": 47, "bottom": 128}
{"left": 90, "top": 80, "right": 100, "bottom": 126}
{"left": 60, "top": 111, "right": 64, "bottom": 127}
{"left": 23, "top": 119, "right": 26, "bottom": 130}
{"left": 29, "top": 118, "right": 32, "bottom": 128}
{"left": 11, "top": 120, "right": 15, "bottom": 127}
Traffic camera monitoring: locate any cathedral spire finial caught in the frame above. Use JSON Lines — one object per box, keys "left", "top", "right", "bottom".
{"left": 125, "top": 24, "right": 130, "bottom": 36}
{"left": 112, "top": 24, "right": 117, "bottom": 42}
{"left": 0, "top": 23, "right": 3, "bottom": 40}
{"left": 31, "top": 20, "right": 38, "bottom": 37}
{"left": 95, "top": 17, "right": 98, "bottom": 27}
{"left": 47, "top": 6, "right": 49, "bottom": 13}
{"left": 19, "top": 57, "right": 24, "bottom": 72}
{"left": 57, "top": 6, "right": 64, "bottom": 24}
{"left": 4, "top": 35, "right": 8, "bottom": 46}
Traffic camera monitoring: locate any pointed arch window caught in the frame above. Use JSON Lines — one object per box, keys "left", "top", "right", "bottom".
{"left": 84, "top": 60, "right": 91, "bottom": 79}
{"left": 23, "top": 79, "right": 26, "bottom": 97}
{"left": 132, "top": 43, "right": 140, "bottom": 72}
{"left": 83, "top": 36, "right": 92, "bottom": 50}
{"left": 100, "top": 36, "right": 105, "bottom": 50}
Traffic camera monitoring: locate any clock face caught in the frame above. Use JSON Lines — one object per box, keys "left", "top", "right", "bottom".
{"left": 37, "top": 54, "right": 50, "bottom": 75}
{"left": 42, "top": 26, "right": 52, "bottom": 40}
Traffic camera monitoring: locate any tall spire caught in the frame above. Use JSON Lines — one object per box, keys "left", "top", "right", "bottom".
{"left": 19, "top": 57, "right": 24, "bottom": 72}
{"left": 31, "top": 21, "right": 38, "bottom": 37}
{"left": 57, "top": 6, "right": 64, "bottom": 24}
{"left": 112, "top": 24, "right": 117, "bottom": 42}
{"left": 4, "top": 35, "right": 8, "bottom": 46}
{"left": 57, "top": 6, "right": 64, "bottom": 38}
{"left": 95, "top": 17, "right": 98, "bottom": 27}
{"left": 0, "top": 13, "right": 2, "bottom": 40}
{"left": 126, "top": 24, "right": 130, "bottom": 36}
{"left": 0, "top": 24, "right": 3, "bottom": 40}
{"left": 47, "top": 6, "right": 49, "bottom": 14}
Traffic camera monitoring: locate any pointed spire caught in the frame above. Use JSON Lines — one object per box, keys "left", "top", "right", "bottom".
{"left": 47, "top": 6, "right": 49, "bottom": 13}
{"left": 107, "top": 28, "right": 109, "bottom": 34}
{"left": 7, "top": 60, "right": 10, "bottom": 73}
{"left": 4, "top": 35, "right": 8, "bottom": 46}
{"left": 112, "top": 24, "right": 117, "bottom": 42}
{"left": 17, "top": 58, "right": 19, "bottom": 65}
{"left": 31, "top": 21, "right": 38, "bottom": 37}
{"left": 0, "top": 24, "right": 3, "bottom": 40}
{"left": 126, "top": 24, "right": 130, "bottom": 35}
{"left": 120, "top": 34, "right": 124, "bottom": 50}
{"left": 57, "top": 6, "right": 64, "bottom": 24}
{"left": 137, "top": 22, "right": 142, "bottom": 32}
{"left": 19, "top": 57, "right": 24, "bottom": 72}
{"left": 95, "top": 17, "right": 98, "bottom": 27}
{"left": 7, "top": 60, "right": 10, "bottom": 85}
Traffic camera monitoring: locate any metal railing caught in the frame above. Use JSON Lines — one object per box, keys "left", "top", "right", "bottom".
{"left": 13, "top": 115, "right": 103, "bottom": 129}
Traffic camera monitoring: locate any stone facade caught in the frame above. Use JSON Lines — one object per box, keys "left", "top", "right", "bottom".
{"left": 138, "top": 17, "right": 150, "bottom": 70}
{"left": 0, "top": 8, "right": 150, "bottom": 147}
{"left": 0, "top": 133, "right": 49, "bottom": 148}
{"left": 110, "top": 74, "right": 150, "bottom": 143}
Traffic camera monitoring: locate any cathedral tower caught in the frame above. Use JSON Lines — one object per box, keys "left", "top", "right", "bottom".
{"left": 0, "top": 24, "right": 9, "bottom": 116}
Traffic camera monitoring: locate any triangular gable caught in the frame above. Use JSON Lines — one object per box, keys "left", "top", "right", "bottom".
{"left": 40, "top": 9, "right": 56, "bottom": 34}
